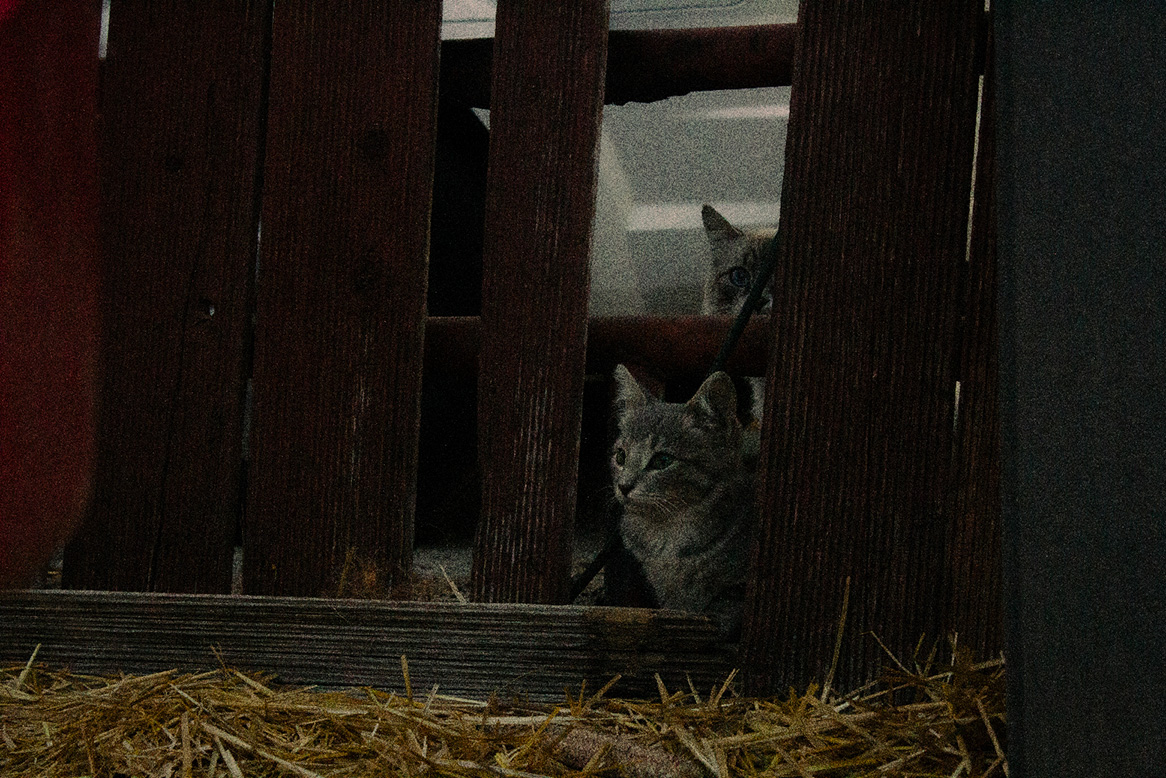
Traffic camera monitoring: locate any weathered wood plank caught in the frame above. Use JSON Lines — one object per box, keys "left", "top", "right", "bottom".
{"left": 472, "top": 1, "right": 609, "bottom": 604}
{"left": 441, "top": 24, "right": 797, "bottom": 110}
{"left": 245, "top": 3, "right": 441, "bottom": 597}
{"left": 947, "top": 25, "right": 1001, "bottom": 659}
{"left": 0, "top": 0, "right": 100, "bottom": 588}
{"left": 0, "top": 591, "right": 732, "bottom": 702}
{"left": 741, "top": 2, "right": 985, "bottom": 694}
{"left": 63, "top": 2, "right": 268, "bottom": 594}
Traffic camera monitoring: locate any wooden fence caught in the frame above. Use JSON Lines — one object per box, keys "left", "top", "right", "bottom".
{"left": 4, "top": 0, "right": 997, "bottom": 698}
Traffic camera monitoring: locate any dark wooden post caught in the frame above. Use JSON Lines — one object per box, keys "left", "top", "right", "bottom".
{"left": 245, "top": 2, "right": 441, "bottom": 597}
{"left": 996, "top": 5, "right": 1166, "bottom": 776}
{"left": 472, "top": 1, "right": 609, "bottom": 603}
{"left": 947, "top": 26, "right": 1002, "bottom": 658}
{"left": 741, "top": 2, "right": 986, "bottom": 693}
{"left": 64, "top": 3, "right": 268, "bottom": 593}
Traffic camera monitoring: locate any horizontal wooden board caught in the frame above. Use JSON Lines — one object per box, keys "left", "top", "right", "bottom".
{"left": 423, "top": 315, "right": 772, "bottom": 380}
{"left": 441, "top": 24, "right": 797, "bottom": 109}
{"left": 0, "top": 591, "right": 733, "bottom": 702}
{"left": 585, "top": 316, "right": 771, "bottom": 380}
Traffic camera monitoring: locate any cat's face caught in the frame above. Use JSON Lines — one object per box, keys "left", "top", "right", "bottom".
{"left": 610, "top": 365, "right": 742, "bottom": 520}
{"left": 700, "top": 204, "right": 777, "bottom": 317}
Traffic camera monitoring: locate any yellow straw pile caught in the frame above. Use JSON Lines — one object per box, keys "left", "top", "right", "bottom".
{"left": 1, "top": 645, "right": 1005, "bottom": 777}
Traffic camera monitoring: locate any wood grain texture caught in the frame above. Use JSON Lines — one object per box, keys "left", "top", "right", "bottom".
{"left": 0, "top": 591, "right": 732, "bottom": 703}
{"left": 441, "top": 24, "right": 796, "bottom": 110}
{"left": 741, "top": 2, "right": 985, "bottom": 694}
{"left": 246, "top": 3, "right": 441, "bottom": 597}
{"left": 472, "top": 1, "right": 609, "bottom": 604}
{"left": 947, "top": 26, "right": 1001, "bottom": 659}
{"left": 63, "top": 2, "right": 268, "bottom": 594}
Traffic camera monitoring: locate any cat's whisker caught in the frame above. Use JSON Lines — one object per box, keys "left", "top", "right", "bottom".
{"left": 609, "top": 360, "right": 754, "bottom": 639}
{"left": 635, "top": 493, "right": 689, "bottom": 522}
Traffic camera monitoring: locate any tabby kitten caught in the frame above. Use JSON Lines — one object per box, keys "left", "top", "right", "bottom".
{"left": 611, "top": 365, "right": 753, "bottom": 639}
{"left": 700, "top": 204, "right": 776, "bottom": 448}
{"left": 700, "top": 204, "right": 777, "bottom": 317}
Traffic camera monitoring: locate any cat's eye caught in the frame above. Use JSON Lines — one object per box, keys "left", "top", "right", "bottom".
{"left": 614, "top": 448, "right": 626, "bottom": 466}
{"left": 646, "top": 452, "right": 675, "bottom": 470}
{"left": 727, "top": 266, "right": 751, "bottom": 289}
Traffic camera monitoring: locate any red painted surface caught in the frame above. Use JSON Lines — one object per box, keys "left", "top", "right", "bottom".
{"left": 0, "top": 0, "right": 100, "bottom": 587}
{"left": 0, "top": 0, "right": 20, "bottom": 26}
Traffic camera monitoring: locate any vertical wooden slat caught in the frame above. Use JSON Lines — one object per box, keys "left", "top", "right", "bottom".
{"left": 0, "top": 0, "right": 100, "bottom": 588}
{"left": 947, "top": 26, "right": 1002, "bottom": 658}
{"left": 245, "top": 3, "right": 441, "bottom": 597}
{"left": 63, "top": 2, "right": 268, "bottom": 593}
{"left": 472, "top": 1, "right": 610, "bottom": 604}
{"left": 741, "top": 2, "right": 984, "bottom": 693}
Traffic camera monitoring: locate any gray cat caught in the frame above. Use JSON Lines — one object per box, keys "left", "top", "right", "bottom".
{"left": 700, "top": 204, "right": 777, "bottom": 454}
{"left": 700, "top": 204, "right": 778, "bottom": 317}
{"left": 611, "top": 364, "right": 753, "bottom": 638}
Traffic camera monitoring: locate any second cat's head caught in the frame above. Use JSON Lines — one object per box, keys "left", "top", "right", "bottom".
{"left": 610, "top": 365, "right": 743, "bottom": 516}
{"left": 700, "top": 204, "right": 777, "bottom": 317}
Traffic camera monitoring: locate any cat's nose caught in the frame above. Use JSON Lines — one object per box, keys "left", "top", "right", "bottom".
{"left": 618, "top": 483, "right": 632, "bottom": 497}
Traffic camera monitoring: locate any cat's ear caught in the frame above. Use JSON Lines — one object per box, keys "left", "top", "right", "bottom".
{"left": 702, "top": 205, "right": 743, "bottom": 244}
{"left": 613, "top": 364, "right": 648, "bottom": 415}
{"left": 685, "top": 371, "right": 740, "bottom": 432}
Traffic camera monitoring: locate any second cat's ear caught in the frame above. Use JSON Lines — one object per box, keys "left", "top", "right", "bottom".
{"left": 613, "top": 364, "right": 648, "bottom": 415}
{"left": 685, "top": 371, "right": 740, "bottom": 432}
{"left": 702, "top": 204, "right": 742, "bottom": 243}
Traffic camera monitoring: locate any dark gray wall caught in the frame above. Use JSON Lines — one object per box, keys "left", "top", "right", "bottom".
{"left": 995, "top": 5, "right": 1166, "bottom": 776}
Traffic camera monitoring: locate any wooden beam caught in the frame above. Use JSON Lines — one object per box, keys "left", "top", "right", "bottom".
{"left": 0, "top": 591, "right": 732, "bottom": 703}
{"left": 605, "top": 24, "right": 797, "bottom": 105}
{"left": 473, "top": 1, "right": 609, "bottom": 604}
{"left": 63, "top": 2, "right": 268, "bottom": 594}
{"left": 585, "top": 316, "right": 771, "bottom": 379}
{"left": 246, "top": 2, "right": 441, "bottom": 597}
{"left": 441, "top": 24, "right": 797, "bottom": 109}
{"left": 423, "top": 315, "right": 771, "bottom": 380}
{"left": 740, "top": 2, "right": 985, "bottom": 694}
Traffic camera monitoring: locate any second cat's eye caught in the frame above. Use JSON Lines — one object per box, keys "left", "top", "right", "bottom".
{"left": 614, "top": 448, "right": 626, "bottom": 466}
{"left": 646, "top": 452, "right": 675, "bottom": 470}
{"left": 727, "top": 266, "right": 751, "bottom": 289}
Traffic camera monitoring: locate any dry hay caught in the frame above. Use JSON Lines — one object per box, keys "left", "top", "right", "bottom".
{"left": 327, "top": 543, "right": 607, "bottom": 605}
{"left": 1, "top": 641, "right": 1005, "bottom": 778}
